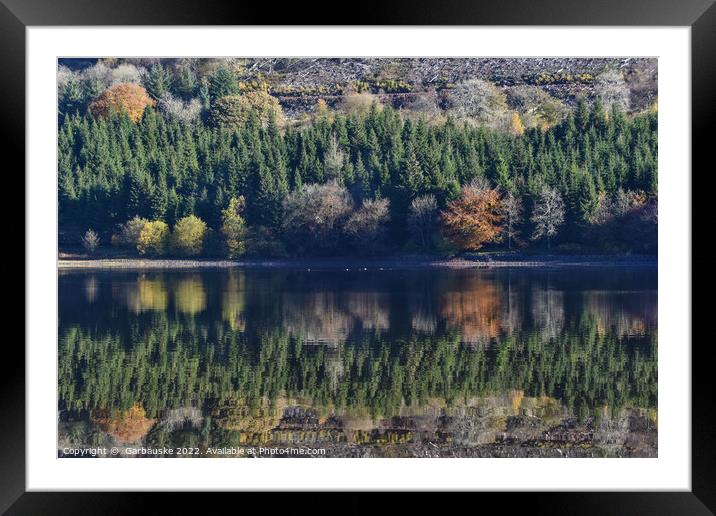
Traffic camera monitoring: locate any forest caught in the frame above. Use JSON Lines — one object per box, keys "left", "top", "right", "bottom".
{"left": 59, "top": 268, "right": 657, "bottom": 420}
{"left": 58, "top": 59, "right": 658, "bottom": 257}
{"left": 59, "top": 319, "right": 657, "bottom": 422}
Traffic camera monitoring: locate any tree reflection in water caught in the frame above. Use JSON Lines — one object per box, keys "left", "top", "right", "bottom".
{"left": 58, "top": 267, "right": 657, "bottom": 457}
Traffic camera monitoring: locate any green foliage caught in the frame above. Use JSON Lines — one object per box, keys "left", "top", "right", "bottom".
{"left": 144, "top": 64, "right": 173, "bottom": 100}
{"left": 59, "top": 314, "right": 657, "bottom": 419}
{"left": 209, "top": 65, "right": 239, "bottom": 100}
{"left": 59, "top": 88, "right": 658, "bottom": 255}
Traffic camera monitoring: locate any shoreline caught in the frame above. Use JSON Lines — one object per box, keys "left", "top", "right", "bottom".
{"left": 57, "top": 254, "right": 657, "bottom": 270}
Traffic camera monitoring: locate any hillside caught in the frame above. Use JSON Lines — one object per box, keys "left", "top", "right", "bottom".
{"left": 59, "top": 57, "right": 658, "bottom": 118}
{"left": 57, "top": 56, "right": 658, "bottom": 258}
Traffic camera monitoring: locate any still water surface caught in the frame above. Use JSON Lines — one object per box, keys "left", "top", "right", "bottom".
{"left": 58, "top": 267, "right": 657, "bottom": 458}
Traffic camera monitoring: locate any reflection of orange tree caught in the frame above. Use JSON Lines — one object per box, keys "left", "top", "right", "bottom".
{"left": 440, "top": 277, "right": 502, "bottom": 344}
{"left": 90, "top": 403, "right": 156, "bottom": 443}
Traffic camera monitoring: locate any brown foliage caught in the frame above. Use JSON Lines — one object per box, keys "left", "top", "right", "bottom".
{"left": 89, "top": 83, "right": 155, "bottom": 122}
{"left": 440, "top": 276, "right": 502, "bottom": 344}
{"left": 91, "top": 403, "right": 157, "bottom": 443}
{"left": 441, "top": 185, "right": 503, "bottom": 251}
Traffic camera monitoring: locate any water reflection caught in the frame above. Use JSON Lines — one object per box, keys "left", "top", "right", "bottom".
{"left": 58, "top": 267, "right": 657, "bottom": 457}
{"left": 74, "top": 269, "right": 656, "bottom": 343}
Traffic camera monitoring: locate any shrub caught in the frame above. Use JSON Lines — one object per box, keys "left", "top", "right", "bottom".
{"left": 89, "top": 83, "right": 155, "bottom": 122}
{"left": 403, "top": 91, "right": 441, "bottom": 119}
{"left": 172, "top": 215, "right": 207, "bottom": 256}
{"left": 509, "top": 112, "right": 525, "bottom": 136}
{"left": 137, "top": 220, "right": 170, "bottom": 256}
{"left": 81, "top": 229, "right": 100, "bottom": 254}
{"left": 341, "top": 93, "right": 381, "bottom": 115}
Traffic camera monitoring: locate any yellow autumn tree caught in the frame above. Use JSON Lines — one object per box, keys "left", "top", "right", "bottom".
{"left": 136, "top": 220, "right": 169, "bottom": 256}
{"left": 210, "top": 90, "right": 283, "bottom": 127}
{"left": 221, "top": 196, "right": 248, "bottom": 258}
{"left": 172, "top": 215, "right": 207, "bottom": 256}
{"left": 509, "top": 112, "right": 525, "bottom": 136}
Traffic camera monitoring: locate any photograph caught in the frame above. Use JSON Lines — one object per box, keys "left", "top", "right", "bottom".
{"left": 2, "top": 0, "right": 709, "bottom": 503}
{"left": 56, "top": 56, "right": 658, "bottom": 459}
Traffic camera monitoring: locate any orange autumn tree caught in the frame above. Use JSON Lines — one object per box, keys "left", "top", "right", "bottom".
{"left": 89, "top": 83, "right": 155, "bottom": 122}
{"left": 91, "top": 403, "right": 157, "bottom": 443}
{"left": 441, "top": 180, "right": 503, "bottom": 251}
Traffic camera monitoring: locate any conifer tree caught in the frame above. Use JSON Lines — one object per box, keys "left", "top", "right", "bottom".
{"left": 145, "top": 64, "right": 173, "bottom": 100}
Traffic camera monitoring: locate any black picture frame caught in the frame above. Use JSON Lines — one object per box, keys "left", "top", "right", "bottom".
{"left": 4, "top": 0, "right": 709, "bottom": 512}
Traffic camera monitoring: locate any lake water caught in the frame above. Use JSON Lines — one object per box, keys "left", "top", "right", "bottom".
{"left": 58, "top": 267, "right": 657, "bottom": 458}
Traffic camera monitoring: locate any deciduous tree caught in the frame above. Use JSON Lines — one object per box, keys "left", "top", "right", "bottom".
{"left": 82, "top": 229, "right": 100, "bottom": 254}
{"left": 137, "top": 220, "right": 170, "bottom": 256}
{"left": 446, "top": 79, "right": 509, "bottom": 129}
{"left": 282, "top": 182, "right": 353, "bottom": 254}
{"left": 173, "top": 215, "right": 208, "bottom": 256}
{"left": 89, "top": 83, "right": 155, "bottom": 122}
{"left": 441, "top": 182, "right": 503, "bottom": 251}
{"left": 209, "top": 91, "right": 283, "bottom": 127}
{"left": 408, "top": 194, "right": 438, "bottom": 250}
{"left": 111, "top": 216, "right": 148, "bottom": 248}
{"left": 502, "top": 192, "right": 523, "bottom": 249}
{"left": 221, "top": 196, "right": 248, "bottom": 258}
{"left": 344, "top": 198, "right": 391, "bottom": 254}
{"left": 531, "top": 187, "right": 565, "bottom": 249}
{"left": 595, "top": 69, "right": 630, "bottom": 113}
